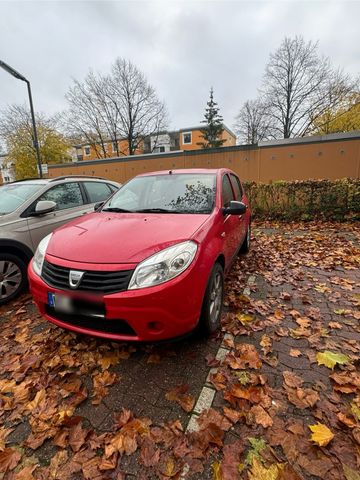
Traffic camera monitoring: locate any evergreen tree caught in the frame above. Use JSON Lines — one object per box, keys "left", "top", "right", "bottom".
{"left": 198, "top": 88, "right": 226, "bottom": 148}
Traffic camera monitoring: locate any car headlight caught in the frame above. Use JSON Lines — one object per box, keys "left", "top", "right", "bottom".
{"left": 32, "top": 233, "right": 53, "bottom": 276}
{"left": 128, "top": 241, "right": 198, "bottom": 290}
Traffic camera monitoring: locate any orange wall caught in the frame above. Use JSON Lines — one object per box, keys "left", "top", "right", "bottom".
{"left": 47, "top": 137, "right": 360, "bottom": 184}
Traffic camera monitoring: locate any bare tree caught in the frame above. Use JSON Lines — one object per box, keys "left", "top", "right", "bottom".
{"left": 64, "top": 59, "right": 168, "bottom": 158}
{"left": 64, "top": 72, "right": 116, "bottom": 159}
{"left": 107, "top": 59, "right": 168, "bottom": 155}
{"left": 234, "top": 99, "right": 273, "bottom": 144}
{"left": 262, "top": 36, "right": 356, "bottom": 138}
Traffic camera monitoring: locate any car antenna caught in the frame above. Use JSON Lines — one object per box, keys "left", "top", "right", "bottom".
{"left": 169, "top": 170, "right": 172, "bottom": 175}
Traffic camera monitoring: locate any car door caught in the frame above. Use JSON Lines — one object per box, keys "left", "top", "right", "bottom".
{"left": 229, "top": 173, "right": 247, "bottom": 246}
{"left": 221, "top": 173, "right": 238, "bottom": 265}
{"left": 26, "top": 182, "right": 90, "bottom": 250}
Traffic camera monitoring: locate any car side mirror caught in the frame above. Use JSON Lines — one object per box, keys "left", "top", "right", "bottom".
{"left": 94, "top": 202, "right": 104, "bottom": 211}
{"left": 222, "top": 201, "right": 247, "bottom": 216}
{"left": 33, "top": 200, "right": 57, "bottom": 216}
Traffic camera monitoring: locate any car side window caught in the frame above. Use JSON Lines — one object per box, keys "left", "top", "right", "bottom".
{"left": 222, "top": 174, "right": 234, "bottom": 207}
{"left": 38, "top": 183, "right": 84, "bottom": 211}
{"left": 230, "top": 174, "right": 243, "bottom": 201}
{"left": 83, "top": 182, "right": 112, "bottom": 203}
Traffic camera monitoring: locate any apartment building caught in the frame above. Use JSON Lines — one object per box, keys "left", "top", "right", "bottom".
{"left": 73, "top": 124, "right": 236, "bottom": 161}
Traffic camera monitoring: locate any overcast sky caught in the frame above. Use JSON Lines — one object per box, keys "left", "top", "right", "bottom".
{"left": 0, "top": 0, "right": 359, "bottom": 133}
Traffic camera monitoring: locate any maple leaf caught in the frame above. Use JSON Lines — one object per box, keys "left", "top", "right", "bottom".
{"left": 165, "top": 384, "right": 195, "bottom": 412}
{"left": 245, "top": 437, "right": 266, "bottom": 465}
{"left": 316, "top": 350, "right": 350, "bottom": 369}
{"left": 248, "top": 458, "right": 284, "bottom": 480}
{"left": 251, "top": 405, "right": 273, "bottom": 428}
{"left": 309, "top": 423, "right": 334, "bottom": 446}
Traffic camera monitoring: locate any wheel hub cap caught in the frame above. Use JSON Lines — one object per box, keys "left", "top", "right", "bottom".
{"left": 209, "top": 272, "right": 223, "bottom": 325}
{"left": 0, "top": 261, "right": 22, "bottom": 300}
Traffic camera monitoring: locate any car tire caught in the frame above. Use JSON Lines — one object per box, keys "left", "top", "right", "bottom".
{"left": 199, "top": 262, "right": 224, "bottom": 336}
{"left": 0, "top": 254, "right": 28, "bottom": 305}
{"left": 239, "top": 223, "right": 251, "bottom": 254}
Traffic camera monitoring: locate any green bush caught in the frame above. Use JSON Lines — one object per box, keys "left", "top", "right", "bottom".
{"left": 243, "top": 179, "right": 360, "bottom": 221}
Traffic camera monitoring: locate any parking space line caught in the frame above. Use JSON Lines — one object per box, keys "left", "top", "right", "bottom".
{"left": 185, "top": 274, "right": 256, "bottom": 434}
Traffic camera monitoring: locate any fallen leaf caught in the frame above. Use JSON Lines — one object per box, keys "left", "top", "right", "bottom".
{"left": 0, "top": 448, "right": 22, "bottom": 473}
{"left": 260, "top": 334, "right": 272, "bottom": 356}
{"left": 212, "top": 461, "right": 222, "bottom": 480}
{"left": 283, "top": 371, "right": 303, "bottom": 388}
{"left": 309, "top": 423, "right": 334, "bottom": 447}
{"left": 316, "top": 351, "right": 350, "bottom": 369}
{"left": 248, "top": 458, "right": 284, "bottom": 480}
{"left": 250, "top": 405, "right": 273, "bottom": 428}
{"left": 165, "top": 385, "right": 195, "bottom": 412}
{"left": 343, "top": 464, "right": 360, "bottom": 480}
{"left": 289, "top": 349, "right": 302, "bottom": 357}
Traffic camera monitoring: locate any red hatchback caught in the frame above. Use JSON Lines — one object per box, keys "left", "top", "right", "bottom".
{"left": 29, "top": 169, "right": 251, "bottom": 341}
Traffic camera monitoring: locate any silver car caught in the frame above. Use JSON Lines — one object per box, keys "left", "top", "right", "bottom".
{"left": 0, "top": 175, "right": 120, "bottom": 304}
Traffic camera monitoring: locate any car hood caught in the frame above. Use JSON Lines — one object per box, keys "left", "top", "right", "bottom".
{"left": 47, "top": 212, "right": 210, "bottom": 264}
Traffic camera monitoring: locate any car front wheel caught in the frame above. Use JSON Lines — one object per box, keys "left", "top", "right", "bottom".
{"left": 199, "top": 262, "right": 224, "bottom": 335}
{"left": 0, "top": 254, "right": 27, "bottom": 305}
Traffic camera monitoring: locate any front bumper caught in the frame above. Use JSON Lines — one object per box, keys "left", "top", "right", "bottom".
{"left": 28, "top": 259, "right": 205, "bottom": 342}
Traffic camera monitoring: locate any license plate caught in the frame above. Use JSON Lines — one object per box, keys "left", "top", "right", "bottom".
{"left": 48, "top": 292, "right": 73, "bottom": 313}
{"left": 47, "top": 292, "right": 105, "bottom": 318}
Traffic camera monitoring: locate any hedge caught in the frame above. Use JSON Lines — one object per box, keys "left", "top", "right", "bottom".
{"left": 242, "top": 179, "right": 360, "bottom": 221}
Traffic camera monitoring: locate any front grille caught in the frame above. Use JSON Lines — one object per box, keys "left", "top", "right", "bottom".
{"left": 45, "top": 305, "right": 136, "bottom": 336}
{"left": 42, "top": 260, "right": 133, "bottom": 294}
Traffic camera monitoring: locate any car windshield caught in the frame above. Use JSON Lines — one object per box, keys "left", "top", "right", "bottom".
{"left": 103, "top": 173, "right": 217, "bottom": 214}
{"left": 0, "top": 183, "right": 43, "bottom": 215}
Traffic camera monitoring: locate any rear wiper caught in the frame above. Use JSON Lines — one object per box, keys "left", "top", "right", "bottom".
{"left": 135, "top": 208, "right": 179, "bottom": 213}
{"left": 102, "top": 207, "right": 132, "bottom": 213}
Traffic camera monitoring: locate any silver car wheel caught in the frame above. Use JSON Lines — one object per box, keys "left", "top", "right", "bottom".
{"left": 0, "top": 261, "right": 22, "bottom": 300}
{"left": 209, "top": 272, "right": 223, "bottom": 326}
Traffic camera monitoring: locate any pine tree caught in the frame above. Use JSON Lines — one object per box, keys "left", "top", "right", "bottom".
{"left": 198, "top": 88, "right": 226, "bottom": 149}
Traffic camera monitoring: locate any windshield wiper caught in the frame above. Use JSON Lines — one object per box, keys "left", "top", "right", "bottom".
{"left": 135, "top": 208, "right": 179, "bottom": 214}
{"left": 102, "top": 207, "right": 132, "bottom": 213}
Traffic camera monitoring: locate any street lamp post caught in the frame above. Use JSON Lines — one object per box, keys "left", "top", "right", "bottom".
{"left": 0, "top": 60, "right": 43, "bottom": 178}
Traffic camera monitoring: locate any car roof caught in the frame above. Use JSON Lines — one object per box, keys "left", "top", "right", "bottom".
{"left": 5, "top": 176, "right": 120, "bottom": 186}
{"left": 136, "top": 168, "right": 224, "bottom": 177}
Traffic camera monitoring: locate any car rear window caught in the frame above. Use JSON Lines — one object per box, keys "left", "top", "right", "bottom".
{"left": 0, "top": 183, "right": 43, "bottom": 215}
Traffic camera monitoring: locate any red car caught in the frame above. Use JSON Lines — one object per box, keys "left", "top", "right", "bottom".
{"left": 29, "top": 169, "right": 251, "bottom": 342}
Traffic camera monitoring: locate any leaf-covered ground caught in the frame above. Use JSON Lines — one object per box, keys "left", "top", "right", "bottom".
{"left": 0, "top": 222, "right": 359, "bottom": 479}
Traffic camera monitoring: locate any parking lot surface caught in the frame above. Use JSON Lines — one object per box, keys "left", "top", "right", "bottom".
{"left": 0, "top": 222, "right": 359, "bottom": 479}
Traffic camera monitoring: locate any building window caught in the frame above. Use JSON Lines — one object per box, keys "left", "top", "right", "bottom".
{"left": 84, "top": 146, "right": 91, "bottom": 156}
{"left": 182, "top": 132, "right": 192, "bottom": 144}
